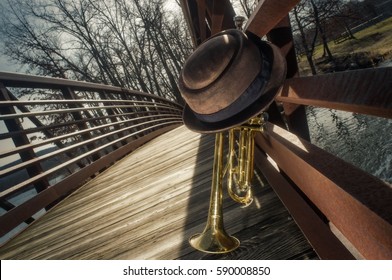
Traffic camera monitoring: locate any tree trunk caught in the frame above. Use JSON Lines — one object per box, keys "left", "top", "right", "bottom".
{"left": 293, "top": 6, "right": 317, "bottom": 75}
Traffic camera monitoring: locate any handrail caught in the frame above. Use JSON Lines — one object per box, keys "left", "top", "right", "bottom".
{"left": 1, "top": 114, "right": 180, "bottom": 158}
{"left": 0, "top": 72, "right": 183, "bottom": 240}
{"left": 266, "top": 67, "right": 392, "bottom": 259}
{"left": 0, "top": 71, "right": 180, "bottom": 105}
{"left": 276, "top": 67, "right": 392, "bottom": 119}
{"left": 0, "top": 117, "right": 180, "bottom": 181}
{"left": 255, "top": 123, "right": 392, "bottom": 259}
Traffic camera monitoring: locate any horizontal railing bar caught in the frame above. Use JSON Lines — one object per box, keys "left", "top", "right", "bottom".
{"left": 0, "top": 71, "right": 125, "bottom": 91}
{"left": 255, "top": 122, "right": 392, "bottom": 259}
{"left": 276, "top": 67, "right": 392, "bottom": 119}
{"left": 0, "top": 113, "right": 182, "bottom": 158}
{"left": 0, "top": 117, "right": 182, "bottom": 181}
{"left": 0, "top": 99, "right": 182, "bottom": 106}
{"left": 0, "top": 71, "right": 185, "bottom": 238}
{"left": 0, "top": 109, "right": 180, "bottom": 140}
{"left": 0, "top": 119, "right": 182, "bottom": 198}
{"left": 0, "top": 71, "right": 182, "bottom": 107}
{"left": 0, "top": 124, "right": 181, "bottom": 237}
{"left": 0, "top": 104, "right": 182, "bottom": 120}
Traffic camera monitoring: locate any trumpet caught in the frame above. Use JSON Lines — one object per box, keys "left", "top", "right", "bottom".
{"left": 189, "top": 114, "right": 267, "bottom": 253}
{"left": 181, "top": 16, "right": 286, "bottom": 254}
{"left": 226, "top": 116, "right": 265, "bottom": 206}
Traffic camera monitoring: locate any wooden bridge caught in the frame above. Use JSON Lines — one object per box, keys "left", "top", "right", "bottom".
{"left": 0, "top": 125, "right": 318, "bottom": 259}
{"left": 0, "top": 0, "right": 392, "bottom": 260}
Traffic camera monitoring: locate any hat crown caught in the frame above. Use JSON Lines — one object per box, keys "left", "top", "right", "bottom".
{"left": 179, "top": 29, "right": 287, "bottom": 133}
{"left": 182, "top": 34, "right": 237, "bottom": 90}
{"left": 179, "top": 29, "right": 261, "bottom": 115}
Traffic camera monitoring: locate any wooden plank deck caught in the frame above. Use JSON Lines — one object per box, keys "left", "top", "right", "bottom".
{"left": 0, "top": 126, "right": 318, "bottom": 260}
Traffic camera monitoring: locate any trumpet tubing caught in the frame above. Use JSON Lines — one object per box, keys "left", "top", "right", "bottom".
{"left": 189, "top": 132, "right": 240, "bottom": 253}
{"left": 227, "top": 116, "right": 264, "bottom": 206}
{"left": 189, "top": 115, "right": 267, "bottom": 254}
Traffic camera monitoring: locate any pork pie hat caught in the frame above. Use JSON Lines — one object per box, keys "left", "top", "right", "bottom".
{"left": 179, "top": 29, "right": 287, "bottom": 133}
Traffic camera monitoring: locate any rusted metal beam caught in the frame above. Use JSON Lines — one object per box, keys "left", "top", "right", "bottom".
{"left": 276, "top": 67, "right": 392, "bottom": 119}
{"left": 179, "top": 0, "right": 199, "bottom": 47}
{"left": 196, "top": 0, "right": 208, "bottom": 42}
{"left": 266, "top": 16, "right": 310, "bottom": 141}
{"left": 179, "top": 0, "right": 235, "bottom": 47}
{"left": 0, "top": 124, "right": 181, "bottom": 238}
{"left": 0, "top": 199, "right": 35, "bottom": 224}
{"left": 210, "top": 0, "right": 225, "bottom": 35}
{"left": 255, "top": 123, "right": 392, "bottom": 259}
{"left": 245, "top": 0, "right": 300, "bottom": 37}
{"left": 267, "top": 16, "right": 298, "bottom": 78}
{"left": 254, "top": 147, "right": 355, "bottom": 259}
{"left": 206, "top": 0, "right": 235, "bottom": 34}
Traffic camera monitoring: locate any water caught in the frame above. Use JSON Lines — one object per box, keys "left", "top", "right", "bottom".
{"left": 379, "top": 60, "right": 392, "bottom": 67}
{"left": 306, "top": 107, "right": 392, "bottom": 184}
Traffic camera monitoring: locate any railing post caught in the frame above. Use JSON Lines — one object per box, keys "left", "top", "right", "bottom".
{"left": 0, "top": 83, "right": 50, "bottom": 193}
{"left": 99, "top": 90, "right": 127, "bottom": 148}
{"left": 0, "top": 71, "right": 183, "bottom": 241}
{"left": 267, "top": 16, "right": 310, "bottom": 141}
{"left": 60, "top": 86, "right": 100, "bottom": 162}
{"left": 0, "top": 198, "right": 35, "bottom": 224}
{"left": 5, "top": 89, "right": 86, "bottom": 170}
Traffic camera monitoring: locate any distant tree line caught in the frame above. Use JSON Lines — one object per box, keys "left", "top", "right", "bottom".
{"left": 0, "top": 0, "right": 193, "bottom": 104}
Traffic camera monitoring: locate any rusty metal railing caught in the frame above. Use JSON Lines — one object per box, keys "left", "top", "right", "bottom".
{"left": 0, "top": 72, "right": 183, "bottom": 241}
{"left": 254, "top": 67, "right": 392, "bottom": 259}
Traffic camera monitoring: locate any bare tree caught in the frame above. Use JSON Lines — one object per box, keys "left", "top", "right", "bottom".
{"left": 0, "top": 0, "right": 192, "bottom": 104}
{"left": 291, "top": 2, "right": 318, "bottom": 75}
{"left": 237, "top": 0, "right": 257, "bottom": 18}
{"left": 308, "top": 0, "right": 334, "bottom": 61}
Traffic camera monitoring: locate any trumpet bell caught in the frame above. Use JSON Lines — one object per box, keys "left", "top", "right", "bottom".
{"left": 189, "top": 222, "right": 240, "bottom": 254}
{"left": 189, "top": 132, "right": 240, "bottom": 254}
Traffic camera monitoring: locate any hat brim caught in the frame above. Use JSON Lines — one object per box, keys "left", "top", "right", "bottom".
{"left": 182, "top": 41, "right": 286, "bottom": 133}
{"left": 183, "top": 85, "right": 279, "bottom": 133}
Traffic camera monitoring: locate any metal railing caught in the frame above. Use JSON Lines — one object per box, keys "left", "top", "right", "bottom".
{"left": 0, "top": 72, "right": 183, "bottom": 240}
{"left": 254, "top": 67, "right": 392, "bottom": 259}
{"left": 1, "top": 67, "right": 391, "bottom": 259}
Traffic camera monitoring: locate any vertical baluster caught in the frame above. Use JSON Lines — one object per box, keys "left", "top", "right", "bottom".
{"left": 0, "top": 83, "right": 49, "bottom": 193}
{"left": 61, "top": 86, "right": 99, "bottom": 162}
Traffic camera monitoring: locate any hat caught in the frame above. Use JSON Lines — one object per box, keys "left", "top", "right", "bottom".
{"left": 179, "top": 29, "right": 287, "bottom": 133}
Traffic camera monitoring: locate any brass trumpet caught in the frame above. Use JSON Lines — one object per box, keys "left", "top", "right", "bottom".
{"left": 189, "top": 114, "right": 267, "bottom": 253}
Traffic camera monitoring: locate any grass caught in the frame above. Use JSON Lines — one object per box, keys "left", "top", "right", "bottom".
{"left": 298, "top": 16, "right": 392, "bottom": 74}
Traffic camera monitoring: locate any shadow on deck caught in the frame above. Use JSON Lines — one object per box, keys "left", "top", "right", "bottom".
{"left": 0, "top": 126, "right": 317, "bottom": 259}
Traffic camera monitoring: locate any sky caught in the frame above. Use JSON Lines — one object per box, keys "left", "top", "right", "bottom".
{"left": 0, "top": 53, "right": 18, "bottom": 72}
{"left": 0, "top": 0, "right": 183, "bottom": 73}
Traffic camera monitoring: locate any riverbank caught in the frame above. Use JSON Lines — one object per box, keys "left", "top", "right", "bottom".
{"left": 296, "top": 16, "right": 392, "bottom": 184}
{"left": 298, "top": 16, "right": 392, "bottom": 75}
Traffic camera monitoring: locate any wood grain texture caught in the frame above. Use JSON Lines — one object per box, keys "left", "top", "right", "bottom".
{"left": 0, "top": 126, "right": 316, "bottom": 260}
